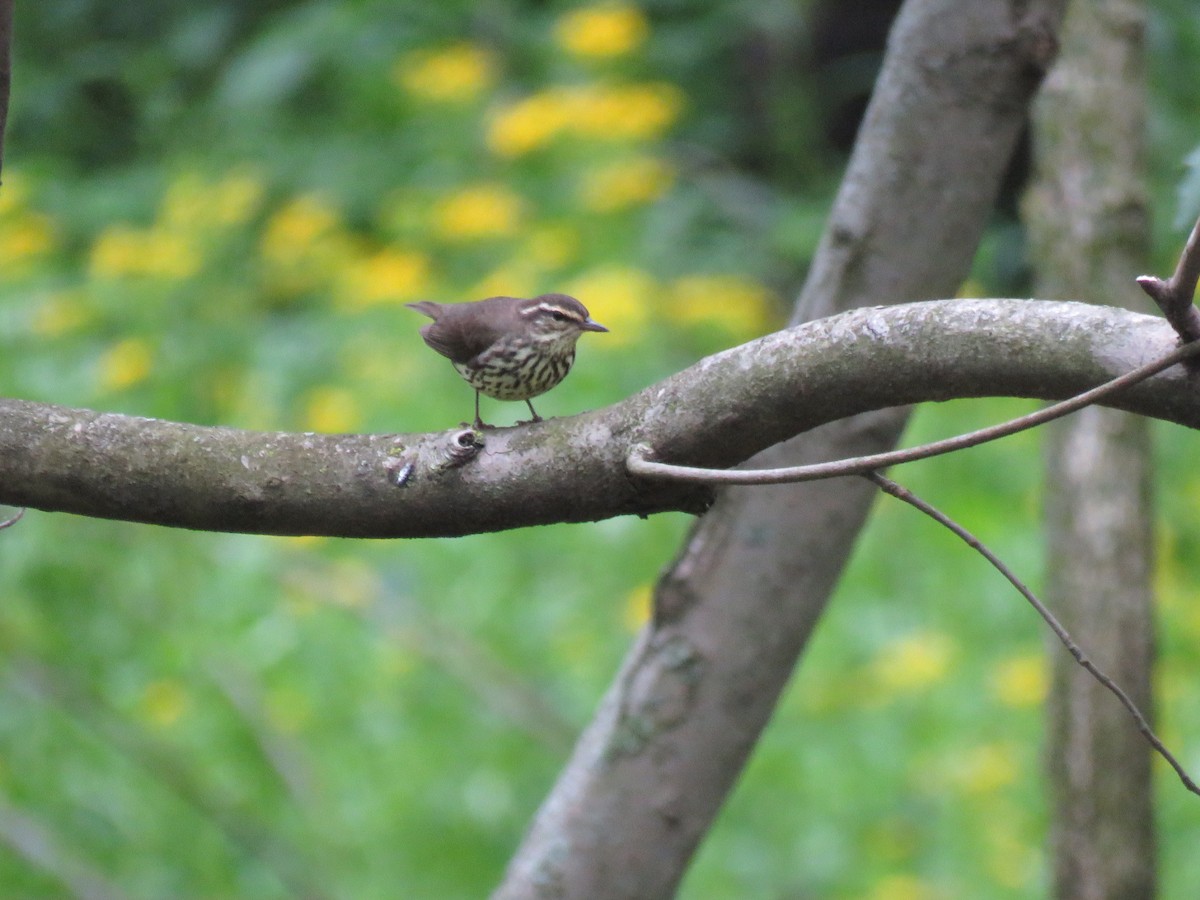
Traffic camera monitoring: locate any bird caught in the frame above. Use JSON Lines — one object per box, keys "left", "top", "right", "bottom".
{"left": 406, "top": 293, "right": 608, "bottom": 428}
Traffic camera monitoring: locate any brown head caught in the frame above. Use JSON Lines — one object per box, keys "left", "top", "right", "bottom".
{"left": 516, "top": 294, "right": 608, "bottom": 342}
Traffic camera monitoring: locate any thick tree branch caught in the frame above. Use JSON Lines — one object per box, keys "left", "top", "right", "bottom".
{"left": 626, "top": 337, "right": 1200, "bottom": 484}
{"left": 2, "top": 299, "right": 1199, "bottom": 538}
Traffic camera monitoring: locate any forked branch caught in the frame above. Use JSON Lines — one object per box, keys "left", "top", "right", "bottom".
{"left": 1138, "top": 216, "right": 1200, "bottom": 343}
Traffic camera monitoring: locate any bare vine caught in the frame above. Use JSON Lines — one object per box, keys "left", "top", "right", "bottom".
{"left": 866, "top": 471, "right": 1199, "bottom": 796}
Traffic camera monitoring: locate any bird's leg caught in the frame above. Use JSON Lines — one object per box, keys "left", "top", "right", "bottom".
{"left": 472, "top": 391, "right": 492, "bottom": 430}
{"left": 523, "top": 400, "right": 543, "bottom": 424}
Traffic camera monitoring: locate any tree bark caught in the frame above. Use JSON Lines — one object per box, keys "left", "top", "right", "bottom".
{"left": 1026, "top": 0, "right": 1157, "bottom": 896}
{"left": 4, "top": 300, "right": 1197, "bottom": 538}
{"left": 1043, "top": 410, "right": 1156, "bottom": 900}
{"left": 0, "top": 0, "right": 12, "bottom": 180}
{"left": 495, "top": 0, "right": 1070, "bottom": 897}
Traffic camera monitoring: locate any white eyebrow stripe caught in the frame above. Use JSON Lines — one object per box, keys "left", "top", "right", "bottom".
{"left": 521, "top": 302, "right": 582, "bottom": 320}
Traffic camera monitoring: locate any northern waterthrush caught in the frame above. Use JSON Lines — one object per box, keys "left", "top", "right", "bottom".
{"left": 407, "top": 293, "right": 608, "bottom": 428}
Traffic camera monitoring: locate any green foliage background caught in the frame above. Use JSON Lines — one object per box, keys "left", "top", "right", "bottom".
{"left": 1, "top": 1, "right": 1200, "bottom": 897}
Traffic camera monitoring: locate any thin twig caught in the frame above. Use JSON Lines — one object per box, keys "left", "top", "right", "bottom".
{"left": 0, "top": 507, "right": 24, "bottom": 529}
{"left": 627, "top": 339, "right": 1200, "bottom": 484}
{"left": 865, "top": 470, "right": 1200, "bottom": 797}
{"left": 1137, "top": 215, "right": 1200, "bottom": 343}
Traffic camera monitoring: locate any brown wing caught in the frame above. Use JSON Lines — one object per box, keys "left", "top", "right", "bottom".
{"left": 414, "top": 297, "right": 519, "bottom": 365}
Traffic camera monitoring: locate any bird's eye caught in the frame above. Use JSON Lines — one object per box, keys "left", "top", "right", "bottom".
{"left": 550, "top": 310, "right": 568, "bottom": 322}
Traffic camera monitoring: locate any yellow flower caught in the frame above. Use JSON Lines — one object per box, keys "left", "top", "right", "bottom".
{"left": 563, "top": 266, "right": 655, "bottom": 345}
{"left": 89, "top": 229, "right": 151, "bottom": 278}
{"left": 983, "top": 820, "right": 1041, "bottom": 890}
{"left": 155, "top": 185, "right": 197, "bottom": 231}
{"left": 260, "top": 194, "right": 353, "bottom": 295}
{"left": 336, "top": 247, "right": 431, "bottom": 309}
{"left": 394, "top": 43, "right": 495, "bottom": 103}
{"left": 579, "top": 155, "right": 674, "bottom": 212}
{"left": 0, "top": 172, "right": 58, "bottom": 273}
{"left": 0, "top": 213, "right": 54, "bottom": 269}
{"left": 487, "top": 90, "right": 575, "bottom": 156}
{"left": 32, "top": 291, "right": 92, "bottom": 337}
{"left": 623, "top": 583, "right": 653, "bottom": 631}
{"left": 523, "top": 224, "right": 580, "bottom": 269}
{"left": 0, "top": 171, "right": 32, "bottom": 216}
{"left": 990, "top": 654, "right": 1047, "bottom": 708}
{"left": 99, "top": 337, "right": 154, "bottom": 390}
{"left": 140, "top": 679, "right": 188, "bottom": 728}
{"left": 567, "top": 83, "right": 683, "bottom": 140}
{"left": 486, "top": 82, "right": 683, "bottom": 157}
{"left": 872, "top": 631, "right": 955, "bottom": 695}
{"left": 149, "top": 232, "right": 202, "bottom": 278}
{"left": 303, "top": 386, "right": 361, "bottom": 434}
{"left": 432, "top": 183, "right": 524, "bottom": 240}
{"left": 161, "top": 170, "right": 265, "bottom": 230}
{"left": 212, "top": 173, "right": 266, "bottom": 226}
{"left": 260, "top": 195, "right": 341, "bottom": 265}
{"left": 555, "top": 3, "right": 650, "bottom": 58}
{"left": 666, "top": 275, "right": 775, "bottom": 338}
{"left": 949, "top": 743, "right": 1020, "bottom": 794}
{"left": 90, "top": 226, "right": 202, "bottom": 280}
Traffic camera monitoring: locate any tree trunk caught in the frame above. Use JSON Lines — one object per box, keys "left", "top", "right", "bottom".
{"left": 1026, "top": 0, "right": 1157, "bottom": 896}
{"left": 495, "top": 0, "right": 1069, "bottom": 896}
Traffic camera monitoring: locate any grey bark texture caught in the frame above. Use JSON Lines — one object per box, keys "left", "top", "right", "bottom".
{"left": 1026, "top": 0, "right": 1157, "bottom": 896}
{"left": 494, "top": 0, "right": 1070, "bottom": 897}
{"left": 4, "top": 300, "right": 1199, "bottom": 539}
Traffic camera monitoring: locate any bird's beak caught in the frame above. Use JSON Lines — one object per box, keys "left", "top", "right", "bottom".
{"left": 582, "top": 319, "right": 609, "bottom": 333}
